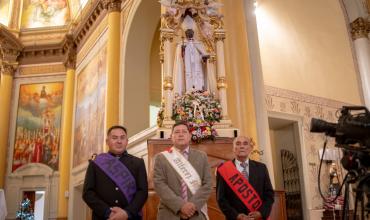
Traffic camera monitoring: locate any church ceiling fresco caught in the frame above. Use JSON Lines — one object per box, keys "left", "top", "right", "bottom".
{"left": 0, "top": 0, "right": 90, "bottom": 29}
{"left": 69, "top": 0, "right": 89, "bottom": 19}
{"left": 0, "top": 0, "right": 11, "bottom": 26}
{"left": 12, "top": 82, "right": 64, "bottom": 172}
{"left": 21, "top": 0, "right": 70, "bottom": 29}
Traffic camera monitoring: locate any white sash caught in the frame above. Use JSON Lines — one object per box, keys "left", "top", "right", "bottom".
{"left": 162, "top": 148, "right": 209, "bottom": 220}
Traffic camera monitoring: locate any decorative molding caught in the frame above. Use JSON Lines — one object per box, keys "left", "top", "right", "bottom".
{"left": 350, "top": 17, "right": 369, "bottom": 40}
{"left": 1, "top": 0, "right": 110, "bottom": 68}
{"left": 103, "top": 0, "right": 123, "bottom": 12}
{"left": 76, "top": 17, "right": 108, "bottom": 67}
{"left": 208, "top": 54, "right": 216, "bottom": 63}
{"left": 19, "top": 42, "right": 65, "bottom": 65}
{"left": 160, "top": 29, "right": 175, "bottom": 42}
{"left": 18, "top": 64, "right": 66, "bottom": 76}
{"left": 0, "top": 62, "right": 17, "bottom": 76}
{"left": 0, "top": 26, "right": 23, "bottom": 63}
{"left": 63, "top": 34, "right": 77, "bottom": 69}
{"left": 19, "top": 27, "right": 68, "bottom": 46}
{"left": 265, "top": 86, "right": 348, "bottom": 108}
{"left": 214, "top": 30, "right": 226, "bottom": 41}
{"left": 73, "top": 0, "right": 107, "bottom": 51}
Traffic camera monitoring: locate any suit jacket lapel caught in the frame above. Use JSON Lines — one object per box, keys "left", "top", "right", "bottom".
{"left": 248, "top": 160, "right": 256, "bottom": 187}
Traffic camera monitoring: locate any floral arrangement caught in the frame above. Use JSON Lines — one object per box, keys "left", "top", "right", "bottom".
{"left": 187, "top": 119, "right": 218, "bottom": 143}
{"left": 158, "top": 90, "right": 222, "bottom": 142}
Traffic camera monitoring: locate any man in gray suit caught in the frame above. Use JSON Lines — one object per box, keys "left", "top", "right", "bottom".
{"left": 153, "top": 121, "right": 212, "bottom": 220}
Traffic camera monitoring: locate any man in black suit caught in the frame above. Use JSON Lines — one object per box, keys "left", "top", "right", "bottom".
{"left": 216, "top": 136, "right": 274, "bottom": 220}
{"left": 83, "top": 125, "right": 148, "bottom": 220}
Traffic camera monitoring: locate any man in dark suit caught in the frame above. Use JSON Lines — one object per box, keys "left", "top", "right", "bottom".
{"left": 216, "top": 136, "right": 274, "bottom": 220}
{"left": 153, "top": 121, "right": 212, "bottom": 220}
{"left": 83, "top": 125, "right": 148, "bottom": 220}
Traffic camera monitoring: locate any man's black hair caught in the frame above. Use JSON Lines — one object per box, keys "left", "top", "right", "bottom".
{"left": 171, "top": 121, "right": 189, "bottom": 132}
{"left": 107, "top": 125, "right": 127, "bottom": 136}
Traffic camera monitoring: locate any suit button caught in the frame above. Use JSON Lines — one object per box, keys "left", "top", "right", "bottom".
{"left": 115, "top": 187, "right": 119, "bottom": 191}
{"left": 115, "top": 200, "right": 118, "bottom": 204}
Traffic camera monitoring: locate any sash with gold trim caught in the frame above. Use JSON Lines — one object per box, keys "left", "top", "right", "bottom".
{"left": 217, "top": 161, "right": 263, "bottom": 212}
{"left": 161, "top": 147, "right": 209, "bottom": 220}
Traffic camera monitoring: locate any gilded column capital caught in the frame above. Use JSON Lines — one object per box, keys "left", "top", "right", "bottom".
{"left": 63, "top": 34, "right": 77, "bottom": 69}
{"left": 0, "top": 61, "right": 18, "bottom": 76}
{"left": 350, "top": 17, "right": 369, "bottom": 40}
{"left": 208, "top": 55, "right": 216, "bottom": 63}
{"left": 161, "top": 29, "right": 175, "bottom": 42}
{"left": 0, "top": 26, "right": 23, "bottom": 66}
{"left": 214, "top": 30, "right": 226, "bottom": 42}
{"left": 103, "top": 0, "right": 122, "bottom": 12}
{"left": 163, "top": 77, "right": 174, "bottom": 90}
{"left": 217, "top": 77, "right": 227, "bottom": 89}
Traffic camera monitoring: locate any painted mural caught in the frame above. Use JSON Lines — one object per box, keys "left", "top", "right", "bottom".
{"left": 73, "top": 45, "right": 107, "bottom": 167}
{"left": 21, "top": 0, "right": 70, "bottom": 29}
{"left": 0, "top": 0, "right": 10, "bottom": 26}
{"left": 69, "top": 0, "right": 88, "bottom": 19}
{"left": 12, "top": 82, "right": 64, "bottom": 172}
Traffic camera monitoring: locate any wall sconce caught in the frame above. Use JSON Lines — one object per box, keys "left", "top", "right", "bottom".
{"left": 318, "top": 148, "right": 340, "bottom": 163}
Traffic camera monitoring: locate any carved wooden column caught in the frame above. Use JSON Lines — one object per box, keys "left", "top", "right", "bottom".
{"left": 57, "top": 34, "right": 76, "bottom": 220}
{"left": 161, "top": 29, "right": 175, "bottom": 128}
{"left": 214, "top": 30, "right": 230, "bottom": 120}
{"left": 104, "top": 0, "right": 122, "bottom": 131}
{"left": 351, "top": 17, "right": 370, "bottom": 108}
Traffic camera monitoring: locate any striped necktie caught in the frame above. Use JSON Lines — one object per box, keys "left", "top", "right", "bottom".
{"left": 181, "top": 151, "right": 189, "bottom": 201}
{"left": 241, "top": 162, "right": 249, "bottom": 180}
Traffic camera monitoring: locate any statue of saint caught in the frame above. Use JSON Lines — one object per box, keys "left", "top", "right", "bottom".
{"left": 173, "top": 27, "right": 209, "bottom": 95}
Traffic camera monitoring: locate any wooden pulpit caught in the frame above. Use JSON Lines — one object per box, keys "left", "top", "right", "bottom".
{"left": 143, "top": 137, "right": 287, "bottom": 220}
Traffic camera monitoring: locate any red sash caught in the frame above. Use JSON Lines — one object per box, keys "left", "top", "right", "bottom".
{"left": 217, "top": 161, "right": 263, "bottom": 212}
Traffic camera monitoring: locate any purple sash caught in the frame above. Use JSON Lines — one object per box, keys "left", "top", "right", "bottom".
{"left": 93, "top": 153, "right": 136, "bottom": 203}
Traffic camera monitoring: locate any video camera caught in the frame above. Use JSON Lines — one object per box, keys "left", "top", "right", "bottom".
{"left": 310, "top": 106, "right": 370, "bottom": 171}
{"left": 310, "top": 106, "right": 370, "bottom": 218}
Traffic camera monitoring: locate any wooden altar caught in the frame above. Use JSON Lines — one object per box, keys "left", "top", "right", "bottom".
{"left": 143, "top": 138, "right": 287, "bottom": 220}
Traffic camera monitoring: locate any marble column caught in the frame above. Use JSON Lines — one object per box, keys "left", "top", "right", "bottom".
{"left": 351, "top": 17, "right": 370, "bottom": 108}
{"left": 57, "top": 35, "right": 76, "bottom": 219}
{"left": 104, "top": 0, "right": 122, "bottom": 130}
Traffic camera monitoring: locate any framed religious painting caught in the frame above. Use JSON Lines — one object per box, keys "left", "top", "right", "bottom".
{"left": 73, "top": 42, "right": 107, "bottom": 168}
{"left": 8, "top": 76, "right": 65, "bottom": 173}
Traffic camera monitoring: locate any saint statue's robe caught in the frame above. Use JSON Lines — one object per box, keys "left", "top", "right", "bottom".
{"left": 173, "top": 39, "right": 208, "bottom": 95}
